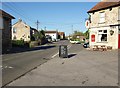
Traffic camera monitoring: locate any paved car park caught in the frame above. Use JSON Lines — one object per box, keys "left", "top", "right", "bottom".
{"left": 8, "top": 46, "right": 118, "bottom": 86}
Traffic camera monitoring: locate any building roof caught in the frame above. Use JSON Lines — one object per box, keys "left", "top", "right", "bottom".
{"left": 45, "top": 31, "right": 58, "bottom": 33}
{"left": 30, "top": 27, "right": 38, "bottom": 32}
{"left": 58, "top": 32, "right": 65, "bottom": 35}
{"left": 87, "top": 0, "right": 120, "bottom": 13}
{"left": 0, "top": 9, "right": 15, "bottom": 19}
{"left": 12, "top": 19, "right": 30, "bottom": 28}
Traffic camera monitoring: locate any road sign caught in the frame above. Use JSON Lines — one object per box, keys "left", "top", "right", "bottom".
{"left": 59, "top": 45, "right": 68, "bottom": 58}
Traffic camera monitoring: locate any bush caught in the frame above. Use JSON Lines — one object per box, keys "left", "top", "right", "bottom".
{"left": 80, "top": 41, "right": 85, "bottom": 43}
{"left": 29, "top": 41, "right": 38, "bottom": 48}
{"left": 12, "top": 40, "right": 24, "bottom": 47}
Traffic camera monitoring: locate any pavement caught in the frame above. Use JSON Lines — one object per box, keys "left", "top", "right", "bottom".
{"left": 8, "top": 47, "right": 118, "bottom": 86}
{"left": 2, "top": 40, "right": 71, "bottom": 86}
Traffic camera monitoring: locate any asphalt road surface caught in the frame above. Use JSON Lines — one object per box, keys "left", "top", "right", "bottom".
{"left": 2, "top": 40, "right": 84, "bottom": 87}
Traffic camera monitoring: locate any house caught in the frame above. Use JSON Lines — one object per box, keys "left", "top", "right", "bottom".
{"left": 30, "top": 27, "right": 39, "bottom": 41}
{"left": 12, "top": 19, "right": 38, "bottom": 42}
{"left": 0, "top": 10, "right": 15, "bottom": 53}
{"left": 45, "top": 31, "right": 58, "bottom": 41}
{"left": 58, "top": 32, "right": 65, "bottom": 40}
{"left": 87, "top": 0, "right": 120, "bottom": 49}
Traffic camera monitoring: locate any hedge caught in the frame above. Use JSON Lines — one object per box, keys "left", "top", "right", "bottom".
{"left": 12, "top": 40, "right": 24, "bottom": 46}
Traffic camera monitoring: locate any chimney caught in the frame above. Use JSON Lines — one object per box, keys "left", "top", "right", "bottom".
{"left": 18, "top": 18, "right": 22, "bottom": 22}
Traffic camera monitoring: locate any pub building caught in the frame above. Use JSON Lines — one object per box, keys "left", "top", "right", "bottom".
{"left": 86, "top": 0, "right": 120, "bottom": 50}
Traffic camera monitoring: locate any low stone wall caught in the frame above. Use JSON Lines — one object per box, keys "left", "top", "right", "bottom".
{"left": 29, "top": 41, "right": 38, "bottom": 48}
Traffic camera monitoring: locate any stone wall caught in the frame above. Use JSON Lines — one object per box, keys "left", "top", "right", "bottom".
{"left": 89, "top": 27, "right": 118, "bottom": 49}
{"left": 89, "top": 7, "right": 119, "bottom": 49}
{"left": 12, "top": 21, "right": 31, "bottom": 42}
{"left": 2, "top": 17, "right": 12, "bottom": 53}
{"left": 90, "top": 7, "right": 119, "bottom": 28}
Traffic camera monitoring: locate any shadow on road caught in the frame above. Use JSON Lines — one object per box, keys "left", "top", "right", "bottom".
{"left": 4, "top": 45, "right": 56, "bottom": 54}
{"left": 68, "top": 54, "right": 76, "bottom": 58}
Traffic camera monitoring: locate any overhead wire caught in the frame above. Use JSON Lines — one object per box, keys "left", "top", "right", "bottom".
{"left": 2, "top": 1, "right": 83, "bottom": 32}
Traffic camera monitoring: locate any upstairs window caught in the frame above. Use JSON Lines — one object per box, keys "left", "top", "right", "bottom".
{"left": 13, "top": 28, "right": 17, "bottom": 33}
{"left": 119, "top": 8, "right": 120, "bottom": 20}
{"left": 99, "top": 12, "right": 105, "bottom": 23}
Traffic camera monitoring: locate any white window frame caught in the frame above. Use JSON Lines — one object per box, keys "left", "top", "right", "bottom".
{"left": 97, "top": 30, "right": 107, "bottom": 42}
{"left": 118, "top": 8, "right": 120, "bottom": 21}
{"left": 99, "top": 12, "right": 105, "bottom": 23}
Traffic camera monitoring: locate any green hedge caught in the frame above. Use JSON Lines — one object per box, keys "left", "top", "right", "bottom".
{"left": 12, "top": 40, "right": 24, "bottom": 46}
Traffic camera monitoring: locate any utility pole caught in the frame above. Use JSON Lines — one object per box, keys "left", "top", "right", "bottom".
{"left": 71, "top": 25, "right": 73, "bottom": 34}
{"left": 44, "top": 26, "right": 46, "bottom": 31}
{"left": 35, "top": 20, "right": 40, "bottom": 30}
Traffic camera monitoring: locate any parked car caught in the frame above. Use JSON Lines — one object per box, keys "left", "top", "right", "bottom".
{"left": 83, "top": 42, "right": 89, "bottom": 48}
{"left": 70, "top": 40, "right": 80, "bottom": 44}
{"left": 46, "top": 35, "right": 52, "bottom": 42}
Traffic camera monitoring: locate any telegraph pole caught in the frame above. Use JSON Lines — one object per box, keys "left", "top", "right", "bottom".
{"left": 44, "top": 26, "right": 46, "bottom": 31}
{"left": 71, "top": 25, "right": 73, "bottom": 34}
{"left": 36, "top": 20, "right": 40, "bottom": 30}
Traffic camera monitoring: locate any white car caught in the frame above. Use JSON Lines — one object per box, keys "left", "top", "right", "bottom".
{"left": 70, "top": 40, "right": 80, "bottom": 44}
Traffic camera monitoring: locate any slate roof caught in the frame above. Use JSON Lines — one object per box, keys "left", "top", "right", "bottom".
{"left": 87, "top": 0, "right": 120, "bottom": 13}
{"left": 0, "top": 9, "right": 15, "bottom": 19}
{"left": 45, "top": 31, "right": 58, "bottom": 33}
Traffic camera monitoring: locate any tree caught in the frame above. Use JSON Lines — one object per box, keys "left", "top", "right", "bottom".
{"left": 73, "top": 31, "right": 84, "bottom": 36}
{"left": 84, "top": 30, "right": 89, "bottom": 39}
{"left": 70, "top": 30, "right": 84, "bottom": 41}
{"left": 38, "top": 30, "right": 46, "bottom": 44}
{"left": 38, "top": 30, "right": 45, "bottom": 40}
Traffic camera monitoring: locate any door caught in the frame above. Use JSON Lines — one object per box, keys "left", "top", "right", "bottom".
{"left": 118, "top": 34, "right": 120, "bottom": 49}
{"left": 91, "top": 34, "right": 95, "bottom": 42}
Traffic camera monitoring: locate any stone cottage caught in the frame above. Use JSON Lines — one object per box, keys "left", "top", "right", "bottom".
{"left": 12, "top": 19, "right": 38, "bottom": 42}
{"left": 58, "top": 32, "right": 65, "bottom": 40}
{"left": 0, "top": 10, "right": 15, "bottom": 53}
{"left": 87, "top": 0, "right": 120, "bottom": 49}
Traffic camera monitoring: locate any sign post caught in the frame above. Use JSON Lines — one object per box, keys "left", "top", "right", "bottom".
{"left": 59, "top": 45, "right": 68, "bottom": 58}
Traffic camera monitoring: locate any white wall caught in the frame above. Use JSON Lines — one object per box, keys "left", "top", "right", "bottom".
{"left": 12, "top": 21, "right": 31, "bottom": 42}
{"left": 89, "top": 26, "right": 118, "bottom": 49}
{"left": 45, "top": 33, "right": 57, "bottom": 41}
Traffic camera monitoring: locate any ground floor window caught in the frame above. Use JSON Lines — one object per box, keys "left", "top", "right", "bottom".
{"left": 13, "top": 35, "right": 16, "bottom": 40}
{"left": 97, "top": 30, "right": 107, "bottom": 42}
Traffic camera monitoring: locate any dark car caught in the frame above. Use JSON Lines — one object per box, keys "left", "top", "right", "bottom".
{"left": 83, "top": 42, "right": 89, "bottom": 48}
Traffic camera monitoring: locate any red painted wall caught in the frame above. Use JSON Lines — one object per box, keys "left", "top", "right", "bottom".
{"left": 91, "top": 34, "right": 95, "bottom": 42}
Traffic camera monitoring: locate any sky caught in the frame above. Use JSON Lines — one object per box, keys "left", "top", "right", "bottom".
{"left": 2, "top": 2, "right": 98, "bottom": 36}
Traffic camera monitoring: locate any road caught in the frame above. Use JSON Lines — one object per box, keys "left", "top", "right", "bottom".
{"left": 2, "top": 40, "right": 83, "bottom": 86}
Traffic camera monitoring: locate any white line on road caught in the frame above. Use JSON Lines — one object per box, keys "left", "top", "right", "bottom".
{"left": 51, "top": 44, "right": 72, "bottom": 58}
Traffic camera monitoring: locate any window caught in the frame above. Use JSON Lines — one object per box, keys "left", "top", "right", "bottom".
{"left": 13, "top": 28, "right": 17, "bottom": 33}
{"left": 98, "top": 30, "right": 107, "bottom": 42}
{"left": 99, "top": 12, "right": 105, "bottom": 23}
{"left": 109, "top": 8, "right": 112, "bottom": 11}
{"left": 25, "top": 25, "right": 28, "bottom": 28}
{"left": 13, "top": 35, "right": 16, "bottom": 40}
{"left": 118, "top": 8, "right": 120, "bottom": 21}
